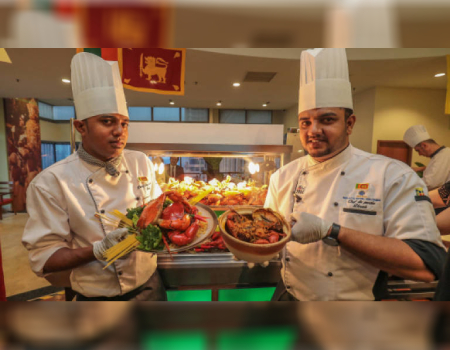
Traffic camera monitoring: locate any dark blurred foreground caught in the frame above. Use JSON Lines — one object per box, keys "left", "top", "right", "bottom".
{"left": 2, "top": 0, "right": 450, "bottom": 47}
{"left": 0, "top": 302, "right": 449, "bottom": 350}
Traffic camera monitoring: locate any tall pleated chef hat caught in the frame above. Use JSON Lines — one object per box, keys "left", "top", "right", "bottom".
{"left": 403, "top": 125, "right": 431, "bottom": 148}
{"left": 71, "top": 52, "right": 128, "bottom": 121}
{"left": 299, "top": 48, "right": 353, "bottom": 114}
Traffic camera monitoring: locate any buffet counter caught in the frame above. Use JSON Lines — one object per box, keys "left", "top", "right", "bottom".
{"left": 157, "top": 252, "right": 281, "bottom": 289}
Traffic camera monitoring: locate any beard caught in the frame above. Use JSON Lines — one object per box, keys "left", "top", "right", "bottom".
{"left": 303, "top": 133, "right": 348, "bottom": 159}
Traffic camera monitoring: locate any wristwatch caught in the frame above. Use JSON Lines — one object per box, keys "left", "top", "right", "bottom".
{"left": 322, "top": 223, "right": 341, "bottom": 246}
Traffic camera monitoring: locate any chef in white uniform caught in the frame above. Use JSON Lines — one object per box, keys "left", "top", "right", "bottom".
{"left": 265, "top": 48, "right": 447, "bottom": 301}
{"left": 403, "top": 125, "right": 450, "bottom": 191}
{"left": 22, "top": 52, "right": 166, "bottom": 300}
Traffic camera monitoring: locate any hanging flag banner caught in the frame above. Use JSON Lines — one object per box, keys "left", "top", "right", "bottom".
{"left": 0, "top": 49, "right": 11, "bottom": 64}
{"left": 446, "top": 55, "right": 450, "bottom": 114}
{"left": 77, "top": 5, "right": 171, "bottom": 48}
{"left": 118, "top": 48, "right": 185, "bottom": 95}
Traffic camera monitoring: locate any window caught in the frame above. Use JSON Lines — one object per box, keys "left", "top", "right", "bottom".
{"left": 129, "top": 107, "right": 152, "bottom": 121}
{"left": 41, "top": 143, "right": 55, "bottom": 169}
{"left": 247, "top": 110, "right": 272, "bottom": 124}
{"left": 38, "top": 101, "right": 53, "bottom": 119}
{"left": 153, "top": 107, "right": 180, "bottom": 122}
{"left": 219, "top": 110, "right": 246, "bottom": 124}
{"left": 41, "top": 142, "right": 72, "bottom": 169}
{"left": 219, "top": 109, "right": 272, "bottom": 124}
{"left": 55, "top": 144, "right": 71, "bottom": 161}
{"left": 53, "top": 106, "right": 75, "bottom": 120}
{"left": 181, "top": 108, "right": 208, "bottom": 122}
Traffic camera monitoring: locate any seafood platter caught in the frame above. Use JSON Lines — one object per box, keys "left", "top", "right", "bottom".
{"left": 160, "top": 176, "right": 268, "bottom": 207}
{"left": 218, "top": 207, "right": 291, "bottom": 263}
{"left": 98, "top": 190, "right": 218, "bottom": 266}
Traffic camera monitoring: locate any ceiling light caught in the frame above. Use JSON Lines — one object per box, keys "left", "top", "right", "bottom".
{"left": 262, "top": 104, "right": 267, "bottom": 107}
{"left": 233, "top": 82, "right": 240, "bottom": 87}
{"left": 216, "top": 101, "right": 222, "bottom": 106}
{"left": 62, "top": 78, "right": 70, "bottom": 83}
{"left": 169, "top": 100, "right": 175, "bottom": 105}
{"left": 435, "top": 73, "right": 446, "bottom": 77}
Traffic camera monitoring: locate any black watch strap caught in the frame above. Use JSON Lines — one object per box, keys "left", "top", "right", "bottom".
{"left": 329, "top": 223, "right": 341, "bottom": 242}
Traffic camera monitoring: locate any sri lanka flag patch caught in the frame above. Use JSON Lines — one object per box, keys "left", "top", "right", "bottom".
{"left": 355, "top": 183, "right": 369, "bottom": 190}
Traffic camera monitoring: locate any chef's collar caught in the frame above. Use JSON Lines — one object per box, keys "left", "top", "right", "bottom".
{"left": 431, "top": 146, "right": 446, "bottom": 158}
{"left": 77, "top": 144, "right": 122, "bottom": 176}
{"left": 306, "top": 144, "right": 353, "bottom": 172}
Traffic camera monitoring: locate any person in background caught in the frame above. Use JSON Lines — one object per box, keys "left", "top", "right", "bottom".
{"left": 403, "top": 125, "right": 450, "bottom": 191}
{"left": 429, "top": 182, "right": 450, "bottom": 301}
{"left": 265, "top": 48, "right": 447, "bottom": 301}
{"left": 164, "top": 157, "right": 184, "bottom": 182}
{"left": 22, "top": 52, "right": 166, "bottom": 301}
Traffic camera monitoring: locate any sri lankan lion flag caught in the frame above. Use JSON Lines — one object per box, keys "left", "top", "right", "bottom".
{"left": 76, "top": 48, "right": 185, "bottom": 96}
{"left": 119, "top": 48, "right": 185, "bottom": 95}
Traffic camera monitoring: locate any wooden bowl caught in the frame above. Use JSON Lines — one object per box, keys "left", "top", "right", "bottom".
{"left": 218, "top": 206, "right": 291, "bottom": 263}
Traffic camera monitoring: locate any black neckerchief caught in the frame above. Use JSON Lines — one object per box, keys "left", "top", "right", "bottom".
{"left": 431, "top": 146, "right": 446, "bottom": 158}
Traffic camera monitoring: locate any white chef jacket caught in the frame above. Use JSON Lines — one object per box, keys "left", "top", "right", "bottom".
{"left": 423, "top": 147, "right": 450, "bottom": 191}
{"left": 22, "top": 149, "right": 162, "bottom": 298}
{"left": 265, "top": 144, "right": 445, "bottom": 301}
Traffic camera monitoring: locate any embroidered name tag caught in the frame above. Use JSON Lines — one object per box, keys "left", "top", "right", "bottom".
{"left": 343, "top": 208, "right": 377, "bottom": 215}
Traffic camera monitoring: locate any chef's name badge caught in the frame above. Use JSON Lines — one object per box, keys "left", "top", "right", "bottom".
{"left": 137, "top": 176, "right": 152, "bottom": 190}
{"left": 343, "top": 183, "right": 380, "bottom": 211}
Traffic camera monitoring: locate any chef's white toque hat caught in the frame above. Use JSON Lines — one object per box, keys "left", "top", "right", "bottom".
{"left": 298, "top": 48, "right": 353, "bottom": 114}
{"left": 71, "top": 52, "right": 128, "bottom": 121}
{"left": 403, "top": 125, "right": 431, "bottom": 148}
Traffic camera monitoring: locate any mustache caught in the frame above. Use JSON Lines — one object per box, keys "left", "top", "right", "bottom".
{"left": 306, "top": 137, "right": 328, "bottom": 142}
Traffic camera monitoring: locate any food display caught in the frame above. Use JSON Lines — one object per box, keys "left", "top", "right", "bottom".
{"left": 100, "top": 191, "right": 217, "bottom": 266}
{"left": 225, "top": 208, "right": 286, "bottom": 244}
{"left": 160, "top": 176, "right": 268, "bottom": 206}
{"left": 218, "top": 207, "right": 291, "bottom": 263}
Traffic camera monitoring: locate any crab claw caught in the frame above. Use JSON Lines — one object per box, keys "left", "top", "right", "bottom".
{"left": 137, "top": 193, "right": 166, "bottom": 229}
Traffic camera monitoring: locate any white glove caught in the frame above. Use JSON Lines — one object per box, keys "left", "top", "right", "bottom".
{"left": 232, "top": 255, "right": 271, "bottom": 269}
{"left": 290, "top": 212, "right": 332, "bottom": 244}
{"left": 93, "top": 228, "right": 129, "bottom": 261}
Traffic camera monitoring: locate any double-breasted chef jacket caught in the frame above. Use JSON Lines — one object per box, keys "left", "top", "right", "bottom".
{"left": 22, "top": 149, "right": 162, "bottom": 298}
{"left": 265, "top": 144, "right": 447, "bottom": 301}
{"left": 423, "top": 146, "right": 450, "bottom": 191}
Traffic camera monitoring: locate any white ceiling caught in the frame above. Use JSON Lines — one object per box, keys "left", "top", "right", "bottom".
{"left": 0, "top": 48, "right": 449, "bottom": 110}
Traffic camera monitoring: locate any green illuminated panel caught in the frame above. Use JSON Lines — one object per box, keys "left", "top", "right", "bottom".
{"left": 218, "top": 288, "right": 275, "bottom": 301}
{"left": 142, "top": 330, "right": 207, "bottom": 350}
{"left": 217, "top": 327, "right": 297, "bottom": 350}
{"left": 167, "top": 290, "right": 212, "bottom": 301}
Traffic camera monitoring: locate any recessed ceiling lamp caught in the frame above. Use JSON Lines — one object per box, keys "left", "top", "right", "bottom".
{"left": 169, "top": 100, "right": 175, "bottom": 105}
{"left": 62, "top": 78, "right": 70, "bottom": 83}
{"left": 435, "top": 73, "right": 446, "bottom": 77}
{"left": 216, "top": 101, "right": 222, "bottom": 106}
{"left": 263, "top": 101, "right": 270, "bottom": 107}
{"left": 233, "top": 82, "right": 240, "bottom": 87}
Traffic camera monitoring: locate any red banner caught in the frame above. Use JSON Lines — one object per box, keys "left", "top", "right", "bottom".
{"left": 119, "top": 48, "right": 185, "bottom": 95}
{"left": 78, "top": 5, "right": 171, "bottom": 48}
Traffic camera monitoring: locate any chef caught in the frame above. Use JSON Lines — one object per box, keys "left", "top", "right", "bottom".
{"left": 265, "top": 48, "right": 447, "bottom": 301}
{"left": 22, "top": 52, "right": 166, "bottom": 300}
{"left": 403, "top": 125, "right": 450, "bottom": 191}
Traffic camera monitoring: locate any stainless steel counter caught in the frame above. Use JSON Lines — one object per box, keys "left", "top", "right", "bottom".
{"left": 157, "top": 252, "right": 437, "bottom": 300}
{"left": 157, "top": 252, "right": 281, "bottom": 289}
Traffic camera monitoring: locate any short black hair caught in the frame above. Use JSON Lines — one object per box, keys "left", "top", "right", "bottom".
{"left": 422, "top": 139, "right": 437, "bottom": 145}
{"left": 343, "top": 108, "right": 353, "bottom": 121}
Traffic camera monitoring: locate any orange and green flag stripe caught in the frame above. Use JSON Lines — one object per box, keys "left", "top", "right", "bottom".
{"left": 76, "top": 48, "right": 118, "bottom": 61}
